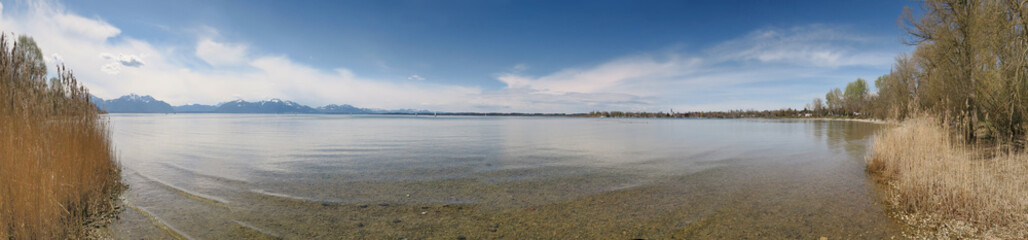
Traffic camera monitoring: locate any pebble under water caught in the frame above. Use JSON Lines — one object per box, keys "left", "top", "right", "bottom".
{"left": 106, "top": 114, "right": 906, "bottom": 239}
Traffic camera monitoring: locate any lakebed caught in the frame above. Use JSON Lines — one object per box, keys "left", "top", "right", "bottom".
{"left": 106, "top": 114, "right": 905, "bottom": 239}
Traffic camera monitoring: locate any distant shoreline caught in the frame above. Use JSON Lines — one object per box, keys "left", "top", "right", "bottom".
{"left": 802, "top": 117, "right": 894, "bottom": 125}
{"left": 101, "top": 111, "right": 896, "bottom": 124}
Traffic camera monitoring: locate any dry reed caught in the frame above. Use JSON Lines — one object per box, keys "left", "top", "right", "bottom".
{"left": 0, "top": 33, "right": 124, "bottom": 239}
{"left": 868, "top": 116, "right": 1028, "bottom": 239}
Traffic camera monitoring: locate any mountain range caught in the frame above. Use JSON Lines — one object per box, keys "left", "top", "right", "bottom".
{"left": 90, "top": 94, "right": 431, "bottom": 114}
{"left": 215, "top": 99, "right": 317, "bottom": 113}
{"left": 93, "top": 94, "right": 175, "bottom": 113}
{"left": 173, "top": 104, "right": 218, "bottom": 113}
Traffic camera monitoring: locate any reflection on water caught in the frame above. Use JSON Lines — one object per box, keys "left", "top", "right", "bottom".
{"left": 108, "top": 114, "right": 904, "bottom": 239}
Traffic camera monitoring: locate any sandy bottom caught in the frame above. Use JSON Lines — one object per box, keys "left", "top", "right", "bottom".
{"left": 105, "top": 116, "right": 907, "bottom": 239}
{"left": 110, "top": 160, "right": 907, "bottom": 239}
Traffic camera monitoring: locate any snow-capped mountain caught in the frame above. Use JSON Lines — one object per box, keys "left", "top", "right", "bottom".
{"left": 214, "top": 99, "right": 318, "bottom": 113}
{"left": 93, "top": 94, "right": 175, "bottom": 113}
{"left": 317, "top": 104, "right": 373, "bottom": 114}
{"left": 91, "top": 94, "right": 430, "bottom": 114}
{"left": 173, "top": 104, "right": 218, "bottom": 113}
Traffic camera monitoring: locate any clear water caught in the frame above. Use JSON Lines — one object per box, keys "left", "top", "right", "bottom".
{"left": 107, "top": 114, "right": 905, "bottom": 239}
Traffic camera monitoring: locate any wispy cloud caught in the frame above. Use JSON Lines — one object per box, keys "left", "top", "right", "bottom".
{"left": 709, "top": 25, "right": 895, "bottom": 67}
{"left": 0, "top": 1, "right": 482, "bottom": 110}
{"left": 195, "top": 38, "right": 247, "bottom": 66}
{"left": 498, "top": 55, "right": 702, "bottom": 96}
{"left": 511, "top": 63, "right": 528, "bottom": 72}
{"left": 466, "top": 88, "right": 658, "bottom": 113}
{"left": 98, "top": 53, "right": 144, "bottom": 74}
{"left": 490, "top": 25, "right": 903, "bottom": 111}
{"left": 46, "top": 53, "right": 63, "bottom": 65}
{"left": 100, "top": 53, "right": 144, "bottom": 67}
{"left": 0, "top": 1, "right": 904, "bottom": 112}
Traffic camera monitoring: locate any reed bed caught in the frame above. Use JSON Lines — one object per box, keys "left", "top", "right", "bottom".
{"left": 0, "top": 34, "right": 124, "bottom": 239}
{"left": 868, "top": 117, "right": 1028, "bottom": 239}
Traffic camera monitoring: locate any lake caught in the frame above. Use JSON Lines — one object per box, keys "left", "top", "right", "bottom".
{"left": 107, "top": 114, "right": 905, "bottom": 239}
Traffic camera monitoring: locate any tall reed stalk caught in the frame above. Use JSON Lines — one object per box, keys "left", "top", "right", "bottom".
{"left": 0, "top": 33, "right": 124, "bottom": 239}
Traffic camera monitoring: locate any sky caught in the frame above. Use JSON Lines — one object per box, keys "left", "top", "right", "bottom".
{"left": 0, "top": 0, "right": 920, "bottom": 113}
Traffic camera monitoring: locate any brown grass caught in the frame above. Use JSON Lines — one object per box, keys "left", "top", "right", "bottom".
{"left": 867, "top": 116, "right": 1028, "bottom": 239}
{"left": 0, "top": 34, "right": 124, "bottom": 238}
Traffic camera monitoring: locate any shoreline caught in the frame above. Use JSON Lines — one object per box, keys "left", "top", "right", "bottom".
{"left": 801, "top": 117, "right": 896, "bottom": 125}
{"left": 101, "top": 111, "right": 898, "bottom": 124}
{"left": 866, "top": 117, "right": 1028, "bottom": 239}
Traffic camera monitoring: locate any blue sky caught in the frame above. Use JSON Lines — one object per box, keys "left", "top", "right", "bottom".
{"left": 1, "top": 0, "right": 919, "bottom": 112}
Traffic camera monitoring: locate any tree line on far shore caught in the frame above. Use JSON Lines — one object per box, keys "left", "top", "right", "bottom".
{"left": 585, "top": 109, "right": 804, "bottom": 119}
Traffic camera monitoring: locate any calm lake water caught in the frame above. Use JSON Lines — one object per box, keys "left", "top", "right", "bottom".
{"left": 107, "top": 114, "right": 905, "bottom": 239}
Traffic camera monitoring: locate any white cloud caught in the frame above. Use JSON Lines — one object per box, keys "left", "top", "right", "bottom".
{"left": 100, "top": 52, "right": 144, "bottom": 67}
{"left": 465, "top": 88, "right": 657, "bottom": 113}
{"left": 488, "top": 25, "right": 902, "bottom": 111}
{"left": 0, "top": 1, "right": 486, "bottom": 110}
{"left": 511, "top": 63, "right": 528, "bottom": 72}
{"left": 46, "top": 53, "right": 63, "bottom": 64}
{"left": 100, "top": 63, "right": 120, "bottom": 74}
{"left": 0, "top": 1, "right": 903, "bottom": 113}
{"left": 195, "top": 38, "right": 247, "bottom": 66}
{"left": 709, "top": 25, "right": 895, "bottom": 67}
{"left": 53, "top": 11, "right": 120, "bottom": 41}
{"left": 498, "top": 55, "right": 702, "bottom": 95}
{"left": 97, "top": 53, "right": 144, "bottom": 74}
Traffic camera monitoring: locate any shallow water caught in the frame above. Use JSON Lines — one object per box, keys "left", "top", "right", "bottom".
{"left": 107, "top": 114, "right": 905, "bottom": 239}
